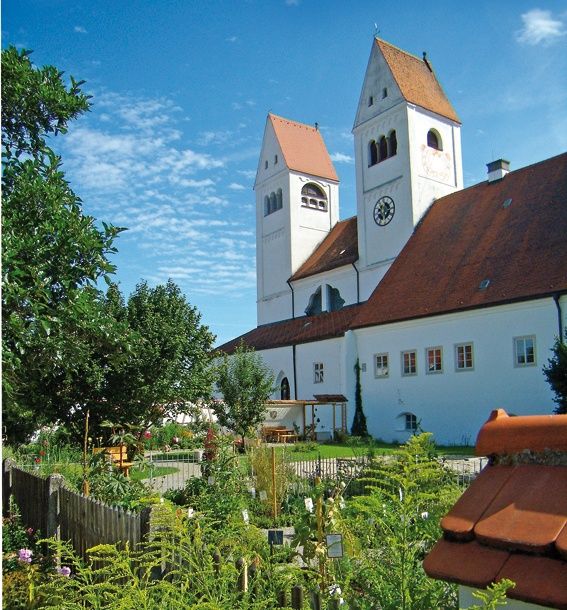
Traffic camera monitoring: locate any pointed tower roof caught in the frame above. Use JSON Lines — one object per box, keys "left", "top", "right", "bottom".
{"left": 268, "top": 113, "right": 339, "bottom": 182}
{"left": 375, "top": 38, "right": 460, "bottom": 123}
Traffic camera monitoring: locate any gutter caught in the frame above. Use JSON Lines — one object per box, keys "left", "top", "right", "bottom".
{"left": 553, "top": 293, "right": 564, "bottom": 342}
{"left": 287, "top": 279, "right": 295, "bottom": 319}
{"left": 351, "top": 262, "right": 360, "bottom": 303}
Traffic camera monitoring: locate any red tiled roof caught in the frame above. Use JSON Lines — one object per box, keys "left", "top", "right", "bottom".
{"left": 216, "top": 305, "right": 362, "bottom": 355}
{"left": 290, "top": 217, "right": 358, "bottom": 281}
{"left": 476, "top": 409, "right": 567, "bottom": 456}
{"left": 376, "top": 38, "right": 460, "bottom": 123}
{"left": 353, "top": 152, "right": 567, "bottom": 330}
{"left": 424, "top": 409, "right": 567, "bottom": 609}
{"left": 269, "top": 114, "right": 339, "bottom": 182}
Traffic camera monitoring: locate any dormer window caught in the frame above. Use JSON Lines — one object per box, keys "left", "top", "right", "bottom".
{"left": 427, "top": 129, "right": 442, "bottom": 151}
{"left": 301, "top": 183, "right": 327, "bottom": 211}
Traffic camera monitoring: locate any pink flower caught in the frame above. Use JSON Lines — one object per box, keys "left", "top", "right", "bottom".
{"left": 143, "top": 431, "right": 152, "bottom": 439}
{"left": 57, "top": 566, "right": 71, "bottom": 577}
{"left": 26, "top": 528, "right": 34, "bottom": 536}
{"left": 34, "top": 457, "right": 41, "bottom": 464}
{"left": 172, "top": 436, "right": 180, "bottom": 444}
{"left": 18, "top": 548, "right": 33, "bottom": 563}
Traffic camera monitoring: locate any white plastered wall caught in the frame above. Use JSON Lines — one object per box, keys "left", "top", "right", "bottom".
{"left": 355, "top": 298, "right": 559, "bottom": 445}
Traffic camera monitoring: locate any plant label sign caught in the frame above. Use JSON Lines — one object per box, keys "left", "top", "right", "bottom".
{"left": 304, "top": 498, "right": 314, "bottom": 513}
{"left": 208, "top": 476, "right": 215, "bottom": 485}
{"left": 248, "top": 487, "right": 256, "bottom": 498}
{"left": 259, "top": 490, "right": 268, "bottom": 501}
{"left": 242, "top": 509, "right": 249, "bottom": 524}
{"left": 187, "top": 507, "right": 194, "bottom": 519}
{"left": 268, "top": 529, "right": 284, "bottom": 545}
{"left": 326, "top": 533, "right": 344, "bottom": 558}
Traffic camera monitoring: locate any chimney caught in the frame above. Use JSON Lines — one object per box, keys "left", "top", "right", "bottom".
{"left": 486, "top": 159, "right": 510, "bottom": 183}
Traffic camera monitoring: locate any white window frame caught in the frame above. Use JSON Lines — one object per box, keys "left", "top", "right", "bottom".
{"left": 455, "top": 342, "right": 474, "bottom": 372}
{"left": 374, "top": 352, "right": 389, "bottom": 378}
{"left": 425, "top": 346, "right": 443, "bottom": 374}
{"left": 514, "top": 336, "right": 536, "bottom": 367}
{"left": 401, "top": 350, "right": 417, "bottom": 376}
{"left": 314, "top": 362, "right": 324, "bottom": 383}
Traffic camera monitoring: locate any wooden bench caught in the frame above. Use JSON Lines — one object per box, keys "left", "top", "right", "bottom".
{"left": 93, "top": 446, "right": 134, "bottom": 477}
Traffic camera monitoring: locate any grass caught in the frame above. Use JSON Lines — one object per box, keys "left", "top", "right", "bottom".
{"left": 131, "top": 465, "right": 178, "bottom": 481}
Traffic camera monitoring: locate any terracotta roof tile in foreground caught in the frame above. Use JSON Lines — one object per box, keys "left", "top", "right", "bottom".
{"left": 424, "top": 409, "right": 567, "bottom": 609}
{"left": 353, "top": 152, "right": 567, "bottom": 330}
{"left": 269, "top": 114, "right": 339, "bottom": 182}
{"left": 216, "top": 304, "right": 362, "bottom": 355}
{"left": 376, "top": 38, "right": 460, "bottom": 123}
{"left": 291, "top": 217, "right": 358, "bottom": 281}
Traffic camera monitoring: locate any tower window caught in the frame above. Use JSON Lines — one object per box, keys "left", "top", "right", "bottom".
{"left": 382, "top": 87, "right": 388, "bottom": 99}
{"left": 369, "top": 140, "right": 378, "bottom": 166}
{"left": 427, "top": 129, "right": 442, "bottom": 151}
{"left": 274, "top": 154, "right": 278, "bottom": 164}
{"left": 265, "top": 160, "right": 268, "bottom": 169}
{"left": 388, "top": 130, "right": 397, "bottom": 157}
{"left": 368, "top": 95, "right": 374, "bottom": 106}
{"left": 378, "top": 136, "right": 388, "bottom": 162}
{"left": 301, "top": 183, "right": 327, "bottom": 211}
{"left": 264, "top": 190, "right": 282, "bottom": 216}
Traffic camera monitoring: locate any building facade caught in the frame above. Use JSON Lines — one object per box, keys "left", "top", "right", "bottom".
{"left": 219, "top": 37, "right": 567, "bottom": 445}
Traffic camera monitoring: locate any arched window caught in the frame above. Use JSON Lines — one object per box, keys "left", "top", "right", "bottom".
{"left": 276, "top": 189, "right": 283, "bottom": 210}
{"left": 264, "top": 195, "right": 270, "bottom": 216}
{"left": 378, "top": 136, "right": 388, "bottom": 162}
{"left": 388, "top": 130, "right": 397, "bottom": 157}
{"left": 301, "top": 183, "right": 327, "bottom": 211}
{"left": 427, "top": 129, "right": 442, "bottom": 151}
{"left": 305, "top": 286, "right": 322, "bottom": 316}
{"left": 269, "top": 192, "right": 277, "bottom": 214}
{"left": 369, "top": 140, "right": 378, "bottom": 166}
{"left": 280, "top": 377, "right": 290, "bottom": 400}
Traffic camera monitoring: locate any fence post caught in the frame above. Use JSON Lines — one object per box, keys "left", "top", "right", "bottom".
{"left": 291, "top": 585, "right": 304, "bottom": 609}
{"left": 2, "top": 459, "right": 13, "bottom": 516}
{"left": 277, "top": 589, "right": 287, "bottom": 607}
{"left": 139, "top": 506, "right": 152, "bottom": 544}
{"left": 46, "top": 474, "right": 64, "bottom": 541}
{"left": 236, "top": 557, "right": 248, "bottom": 592}
{"left": 311, "top": 590, "right": 322, "bottom": 610}
{"left": 213, "top": 549, "right": 221, "bottom": 576}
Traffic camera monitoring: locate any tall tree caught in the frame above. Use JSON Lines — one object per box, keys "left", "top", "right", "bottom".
{"left": 103, "top": 280, "right": 216, "bottom": 436}
{"left": 213, "top": 343, "right": 275, "bottom": 445}
{"left": 543, "top": 339, "right": 567, "bottom": 414}
{"left": 2, "top": 47, "right": 122, "bottom": 441}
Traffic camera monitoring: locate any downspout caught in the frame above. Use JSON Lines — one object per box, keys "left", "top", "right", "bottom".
{"left": 553, "top": 293, "right": 564, "bottom": 342}
{"left": 351, "top": 262, "right": 360, "bottom": 303}
{"left": 287, "top": 279, "right": 295, "bottom": 319}
{"left": 292, "top": 344, "right": 298, "bottom": 400}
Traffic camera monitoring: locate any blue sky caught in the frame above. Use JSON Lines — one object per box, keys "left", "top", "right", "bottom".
{"left": 4, "top": 1, "right": 567, "bottom": 346}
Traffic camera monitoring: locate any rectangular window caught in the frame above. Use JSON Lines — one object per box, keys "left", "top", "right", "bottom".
{"left": 405, "top": 413, "right": 417, "bottom": 431}
{"left": 455, "top": 343, "right": 474, "bottom": 371}
{"left": 314, "top": 362, "right": 324, "bottom": 383}
{"left": 374, "top": 353, "right": 389, "bottom": 378}
{"left": 514, "top": 336, "right": 536, "bottom": 367}
{"left": 426, "top": 347, "right": 443, "bottom": 374}
{"left": 401, "top": 350, "right": 417, "bottom": 376}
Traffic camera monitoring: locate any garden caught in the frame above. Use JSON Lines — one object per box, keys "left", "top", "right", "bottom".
{"left": 1, "top": 46, "right": 518, "bottom": 609}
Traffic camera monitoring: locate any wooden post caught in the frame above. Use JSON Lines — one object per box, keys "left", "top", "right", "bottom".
{"left": 332, "top": 403, "right": 336, "bottom": 438}
{"left": 271, "top": 446, "right": 277, "bottom": 519}
{"left": 236, "top": 557, "right": 248, "bottom": 592}
{"left": 311, "top": 590, "right": 322, "bottom": 610}
{"left": 46, "top": 474, "right": 64, "bottom": 540}
{"left": 82, "top": 410, "right": 90, "bottom": 496}
{"left": 302, "top": 404, "right": 306, "bottom": 439}
{"left": 2, "top": 459, "right": 13, "bottom": 515}
{"left": 213, "top": 549, "right": 221, "bottom": 576}
{"left": 291, "top": 585, "right": 304, "bottom": 609}
{"left": 277, "top": 589, "right": 287, "bottom": 607}
{"left": 311, "top": 405, "right": 315, "bottom": 440}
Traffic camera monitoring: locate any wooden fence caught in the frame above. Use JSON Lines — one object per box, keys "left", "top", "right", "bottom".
{"left": 2, "top": 459, "right": 150, "bottom": 559}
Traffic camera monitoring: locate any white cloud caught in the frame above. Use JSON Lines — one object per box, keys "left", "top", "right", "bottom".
{"left": 232, "top": 102, "right": 243, "bottom": 111}
{"left": 228, "top": 182, "right": 246, "bottom": 190}
{"left": 74, "top": 25, "right": 87, "bottom": 34}
{"left": 516, "top": 9, "right": 566, "bottom": 45}
{"left": 330, "top": 152, "right": 354, "bottom": 164}
{"left": 225, "top": 36, "right": 238, "bottom": 43}
{"left": 238, "top": 169, "right": 257, "bottom": 180}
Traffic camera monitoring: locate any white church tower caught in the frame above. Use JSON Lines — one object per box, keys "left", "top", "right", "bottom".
{"left": 353, "top": 38, "right": 463, "bottom": 299}
{"left": 254, "top": 114, "right": 340, "bottom": 325}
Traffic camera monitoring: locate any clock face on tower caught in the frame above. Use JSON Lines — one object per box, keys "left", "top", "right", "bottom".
{"left": 373, "top": 196, "right": 395, "bottom": 226}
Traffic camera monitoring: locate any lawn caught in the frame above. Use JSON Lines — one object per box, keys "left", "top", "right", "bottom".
{"left": 131, "top": 465, "right": 178, "bottom": 481}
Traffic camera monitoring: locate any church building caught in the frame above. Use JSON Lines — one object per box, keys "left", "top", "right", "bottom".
{"left": 218, "top": 37, "right": 567, "bottom": 445}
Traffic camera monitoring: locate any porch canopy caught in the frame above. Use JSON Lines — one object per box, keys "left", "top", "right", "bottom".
{"left": 264, "top": 395, "right": 348, "bottom": 440}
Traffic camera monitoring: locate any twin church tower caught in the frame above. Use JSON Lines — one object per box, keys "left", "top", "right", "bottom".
{"left": 254, "top": 38, "right": 463, "bottom": 326}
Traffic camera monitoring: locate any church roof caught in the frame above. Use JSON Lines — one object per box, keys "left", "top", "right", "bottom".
{"left": 268, "top": 113, "right": 339, "bottom": 182}
{"left": 352, "top": 152, "right": 567, "bottom": 329}
{"left": 375, "top": 38, "right": 460, "bottom": 124}
{"left": 424, "top": 409, "right": 567, "bottom": 609}
{"left": 216, "top": 304, "right": 362, "bottom": 354}
{"left": 290, "top": 217, "right": 358, "bottom": 281}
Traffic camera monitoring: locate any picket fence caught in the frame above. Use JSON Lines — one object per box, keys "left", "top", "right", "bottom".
{"left": 2, "top": 459, "right": 151, "bottom": 559}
